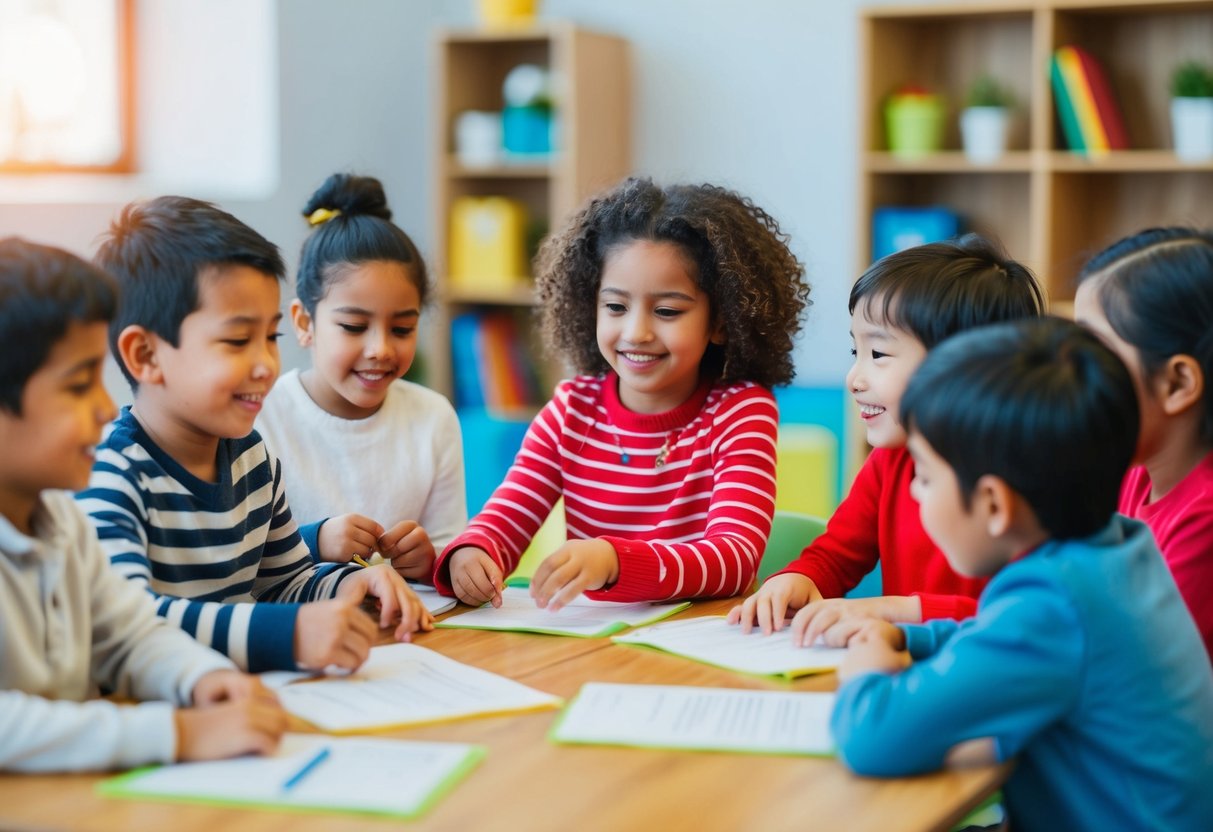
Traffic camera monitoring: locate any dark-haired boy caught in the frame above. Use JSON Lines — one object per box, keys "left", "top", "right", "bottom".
{"left": 831, "top": 317, "right": 1213, "bottom": 831}
{"left": 0, "top": 238, "right": 286, "bottom": 771}
{"left": 77, "top": 197, "right": 430, "bottom": 674}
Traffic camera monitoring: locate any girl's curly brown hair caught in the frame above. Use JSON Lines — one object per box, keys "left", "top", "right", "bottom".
{"left": 535, "top": 177, "right": 811, "bottom": 388}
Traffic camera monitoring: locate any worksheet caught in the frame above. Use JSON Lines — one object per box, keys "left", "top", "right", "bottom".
{"left": 274, "top": 643, "right": 562, "bottom": 732}
{"left": 613, "top": 615, "right": 847, "bottom": 677}
{"left": 551, "top": 683, "right": 836, "bottom": 756}
{"left": 99, "top": 733, "right": 483, "bottom": 819}
{"left": 435, "top": 586, "right": 689, "bottom": 637}
{"left": 408, "top": 580, "right": 456, "bottom": 615}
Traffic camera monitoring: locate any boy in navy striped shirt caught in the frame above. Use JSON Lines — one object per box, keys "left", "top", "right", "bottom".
{"left": 77, "top": 197, "right": 431, "bottom": 673}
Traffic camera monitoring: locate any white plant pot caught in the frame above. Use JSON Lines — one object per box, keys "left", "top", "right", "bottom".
{"left": 1171, "top": 97, "right": 1213, "bottom": 162}
{"left": 960, "top": 107, "right": 1010, "bottom": 163}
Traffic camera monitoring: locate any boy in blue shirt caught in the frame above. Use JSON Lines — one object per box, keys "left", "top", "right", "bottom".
{"left": 77, "top": 197, "right": 431, "bottom": 674}
{"left": 0, "top": 238, "right": 286, "bottom": 771}
{"left": 830, "top": 317, "right": 1213, "bottom": 831}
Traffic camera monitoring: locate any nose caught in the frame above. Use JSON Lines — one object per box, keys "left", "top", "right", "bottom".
{"left": 364, "top": 327, "right": 391, "bottom": 360}
{"left": 846, "top": 360, "right": 866, "bottom": 393}
{"left": 251, "top": 336, "right": 279, "bottom": 381}
{"left": 95, "top": 385, "right": 118, "bottom": 424}
{"left": 622, "top": 310, "right": 653, "bottom": 345}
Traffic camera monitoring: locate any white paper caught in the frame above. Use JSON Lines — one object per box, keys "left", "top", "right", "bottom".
{"left": 275, "top": 643, "right": 562, "bottom": 731}
{"left": 437, "top": 586, "right": 686, "bottom": 636}
{"left": 106, "top": 733, "right": 477, "bottom": 814}
{"left": 613, "top": 615, "right": 847, "bottom": 676}
{"left": 408, "top": 580, "right": 457, "bottom": 615}
{"left": 553, "top": 683, "right": 836, "bottom": 755}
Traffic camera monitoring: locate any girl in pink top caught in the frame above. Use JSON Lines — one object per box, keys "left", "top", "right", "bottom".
{"left": 1075, "top": 226, "right": 1213, "bottom": 662}
{"left": 434, "top": 178, "right": 810, "bottom": 611}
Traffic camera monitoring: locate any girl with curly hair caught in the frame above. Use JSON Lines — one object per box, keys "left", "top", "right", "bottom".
{"left": 432, "top": 177, "right": 810, "bottom": 610}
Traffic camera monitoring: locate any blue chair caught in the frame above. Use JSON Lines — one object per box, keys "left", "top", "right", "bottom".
{"left": 759, "top": 510, "right": 883, "bottom": 598}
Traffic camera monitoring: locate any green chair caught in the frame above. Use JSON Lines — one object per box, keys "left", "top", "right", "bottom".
{"left": 758, "top": 509, "right": 883, "bottom": 599}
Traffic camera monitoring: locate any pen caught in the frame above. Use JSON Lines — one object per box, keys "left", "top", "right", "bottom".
{"left": 352, "top": 554, "right": 372, "bottom": 568}
{"left": 281, "top": 746, "right": 331, "bottom": 792}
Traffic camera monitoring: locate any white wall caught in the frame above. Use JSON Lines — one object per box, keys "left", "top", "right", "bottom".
{"left": 0, "top": 0, "right": 945, "bottom": 393}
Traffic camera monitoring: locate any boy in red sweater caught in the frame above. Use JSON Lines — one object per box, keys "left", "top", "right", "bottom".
{"left": 729, "top": 235, "right": 1042, "bottom": 641}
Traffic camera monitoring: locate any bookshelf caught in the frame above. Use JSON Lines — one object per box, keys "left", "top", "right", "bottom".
{"left": 859, "top": 0, "right": 1213, "bottom": 309}
{"left": 430, "top": 23, "right": 631, "bottom": 409}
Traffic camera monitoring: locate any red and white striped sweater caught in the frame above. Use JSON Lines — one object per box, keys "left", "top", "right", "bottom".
{"left": 435, "top": 373, "right": 778, "bottom": 602}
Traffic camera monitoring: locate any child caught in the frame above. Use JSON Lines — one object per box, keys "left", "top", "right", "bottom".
{"left": 433, "top": 177, "right": 810, "bottom": 611}
{"left": 256, "top": 173, "right": 465, "bottom": 579}
{"left": 1075, "top": 227, "right": 1213, "bottom": 662}
{"left": 77, "top": 196, "right": 431, "bottom": 675}
{"left": 0, "top": 238, "right": 287, "bottom": 772}
{"left": 728, "top": 235, "right": 1043, "bottom": 639}
{"left": 830, "top": 317, "right": 1213, "bottom": 831}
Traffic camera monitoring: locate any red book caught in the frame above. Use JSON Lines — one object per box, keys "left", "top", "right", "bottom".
{"left": 1073, "top": 45, "right": 1129, "bottom": 150}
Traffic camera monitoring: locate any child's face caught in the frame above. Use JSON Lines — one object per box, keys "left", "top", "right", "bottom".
{"left": 846, "top": 299, "right": 928, "bottom": 448}
{"left": 292, "top": 260, "right": 421, "bottom": 420}
{"left": 907, "top": 431, "right": 1006, "bottom": 578}
{"left": 596, "top": 240, "right": 718, "bottom": 413}
{"left": 1074, "top": 281, "right": 1162, "bottom": 463}
{"left": 152, "top": 265, "right": 282, "bottom": 442}
{"left": 0, "top": 321, "right": 116, "bottom": 515}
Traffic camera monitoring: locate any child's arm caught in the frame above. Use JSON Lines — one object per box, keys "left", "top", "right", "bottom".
{"left": 830, "top": 587, "right": 1083, "bottom": 778}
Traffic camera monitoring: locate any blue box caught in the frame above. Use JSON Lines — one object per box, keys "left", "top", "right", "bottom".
{"left": 872, "top": 206, "right": 960, "bottom": 261}
{"left": 502, "top": 105, "right": 552, "bottom": 155}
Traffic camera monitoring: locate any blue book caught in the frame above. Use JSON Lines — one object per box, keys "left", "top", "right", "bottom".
{"left": 450, "top": 312, "right": 485, "bottom": 409}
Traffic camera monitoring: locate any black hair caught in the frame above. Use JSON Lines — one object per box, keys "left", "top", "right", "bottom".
{"left": 93, "top": 195, "right": 285, "bottom": 389}
{"left": 535, "top": 176, "right": 810, "bottom": 388}
{"left": 0, "top": 237, "right": 118, "bottom": 415}
{"left": 901, "top": 316, "right": 1139, "bottom": 540}
{"left": 850, "top": 234, "right": 1044, "bottom": 349}
{"left": 1078, "top": 226, "right": 1213, "bottom": 442}
{"left": 296, "top": 173, "right": 429, "bottom": 314}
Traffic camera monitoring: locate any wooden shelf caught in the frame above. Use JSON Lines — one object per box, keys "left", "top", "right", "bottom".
{"left": 444, "top": 281, "right": 538, "bottom": 307}
{"left": 865, "top": 151, "right": 1035, "bottom": 172}
{"left": 444, "top": 156, "right": 556, "bottom": 178}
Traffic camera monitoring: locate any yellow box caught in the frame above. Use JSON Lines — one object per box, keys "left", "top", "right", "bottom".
{"left": 449, "top": 196, "right": 529, "bottom": 291}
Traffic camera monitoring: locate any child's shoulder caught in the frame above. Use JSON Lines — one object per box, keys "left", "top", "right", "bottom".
{"left": 702, "top": 379, "right": 776, "bottom": 417}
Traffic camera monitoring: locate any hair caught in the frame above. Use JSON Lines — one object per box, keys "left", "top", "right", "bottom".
{"left": 0, "top": 237, "right": 118, "bottom": 415}
{"left": 534, "top": 176, "right": 810, "bottom": 387}
{"left": 94, "top": 196, "right": 285, "bottom": 389}
{"left": 296, "top": 173, "right": 429, "bottom": 314}
{"left": 1078, "top": 226, "right": 1213, "bottom": 442}
{"left": 850, "top": 234, "right": 1044, "bottom": 350}
{"left": 901, "top": 316, "right": 1139, "bottom": 540}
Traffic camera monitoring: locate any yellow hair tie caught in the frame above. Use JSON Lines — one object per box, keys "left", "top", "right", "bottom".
{"left": 307, "top": 207, "right": 342, "bottom": 226}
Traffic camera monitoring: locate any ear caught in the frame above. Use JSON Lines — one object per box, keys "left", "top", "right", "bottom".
{"left": 289, "top": 299, "right": 314, "bottom": 347}
{"left": 709, "top": 319, "right": 726, "bottom": 346}
{"left": 1157, "top": 354, "right": 1204, "bottom": 417}
{"left": 974, "top": 474, "right": 1016, "bottom": 538}
{"left": 116, "top": 325, "right": 165, "bottom": 386}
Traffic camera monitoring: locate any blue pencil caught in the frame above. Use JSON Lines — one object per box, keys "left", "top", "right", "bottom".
{"left": 281, "top": 746, "right": 331, "bottom": 792}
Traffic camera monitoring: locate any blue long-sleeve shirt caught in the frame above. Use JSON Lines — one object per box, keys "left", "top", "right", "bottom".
{"left": 77, "top": 408, "right": 358, "bottom": 672}
{"left": 831, "top": 516, "right": 1213, "bottom": 832}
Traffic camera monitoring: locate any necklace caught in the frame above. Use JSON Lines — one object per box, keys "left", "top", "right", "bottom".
{"left": 606, "top": 422, "right": 678, "bottom": 467}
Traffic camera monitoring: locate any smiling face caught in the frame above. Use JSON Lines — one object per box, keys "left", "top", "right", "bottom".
{"left": 0, "top": 320, "right": 116, "bottom": 531}
{"left": 846, "top": 298, "right": 928, "bottom": 448}
{"left": 293, "top": 260, "right": 421, "bottom": 420}
{"left": 595, "top": 239, "right": 719, "bottom": 414}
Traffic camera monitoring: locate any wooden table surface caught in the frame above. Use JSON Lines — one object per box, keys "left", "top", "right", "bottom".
{"left": 0, "top": 598, "right": 1008, "bottom": 832}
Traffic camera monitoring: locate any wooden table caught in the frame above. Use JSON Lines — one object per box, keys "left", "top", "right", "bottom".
{"left": 0, "top": 599, "right": 1008, "bottom": 832}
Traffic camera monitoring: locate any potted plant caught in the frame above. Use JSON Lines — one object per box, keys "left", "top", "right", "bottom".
{"left": 1171, "top": 61, "right": 1213, "bottom": 162}
{"left": 960, "top": 75, "right": 1014, "bottom": 163}
{"left": 884, "top": 85, "right": 945, "bottom": 157}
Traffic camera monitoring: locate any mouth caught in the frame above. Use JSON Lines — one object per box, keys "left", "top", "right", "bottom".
{"left": 858, "top": 403, "right": 886, "bottom": 419}
{"left": 353, "top": 369, "right": 394, "bottom": 383}
{"left": 619, "top": 351, "right": 663, "bottom": 365}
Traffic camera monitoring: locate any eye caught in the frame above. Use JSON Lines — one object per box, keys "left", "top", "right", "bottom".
{"left": 849, "top": 348, "right": 857, "bottom": 357}
{"left": 269, "top": 331, "right": 283, "bottom": 343}
{"left": 655, "top": 307, "right": 684, "bottom": 319}
{"left": 872, "top": 350, "right": 889, "bottom": 360}
{"left": 603, "top": 302, "right": 626, "bottom": 314}
{"left": 392, "top": 326, "right": 416, "bottom": 337}
{"left": 339, "top": 323, "right": 368, "bottom": 334}
{"left": 221, "top": 338, "right": 250, "bottom": 347}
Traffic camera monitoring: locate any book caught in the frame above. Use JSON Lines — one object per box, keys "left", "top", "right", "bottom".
{"left": 1072, "top": 45, "right": 1129, "bottom": 150}
{"left": 1057, "top": 46, "right": 1109, "bottom": 152}
{"left": 1050, "top": 53, "right": 1085, "bottom": 152}
{"left": 550, "top": 682, "right": 836, "bottom": 756}
{"left": 435, "top": 585, "right": 690, "bottom": 638}
{"left": 409, "top": 580, "right": 457, "bottom": 616}
{"left": 98, "top": 733, "right": 484, "bottom": 820}
{"left": 450, "top": 312, "right": 486, "bottom": 409}
{"left": 271, "top": 643, "right": 562, "bottom": 733}
{"left": 612, "top": 615, "right": 847, "bottom": 678}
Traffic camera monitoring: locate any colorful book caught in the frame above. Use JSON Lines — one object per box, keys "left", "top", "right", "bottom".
{"left": 436, "top": 586, "right": 690, "bottom": 638}
{"left": 1072, "top": 45, "right": 1129, "bottom": 150}
{"left": 1051, "top": 54, "right": 1086, "bottom": 152}
{"left": 1057, "top": 45, "right": 1109, "bottom": 152}
{"left": 550, "top": 683, "right": 837, "bottom": 756}
{"left": 450, "top": 312, "right": 486, "bottom": 409}
{"left": 98, "top": 733, "right": 484, "bottom": 820}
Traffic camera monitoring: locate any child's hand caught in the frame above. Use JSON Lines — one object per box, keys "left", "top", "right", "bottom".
{"left": 378, "top": 520, "right": 436, "bottom": 581}
{"left": 837, "top": 618, "right": 910, "bottom": 683}
{"left": 294, "top": 596, "right": 379, "bottom": 671}
{"left": 317, "top": 513, "right": 385, "bottom": 564}
{"left": 191, "top": 669, "right": 273, "bottom": 706}
{"left": 337, "top": 563, "right": 434, "bottom": 642}
{"left": 530, "top": 539, "right": 619, "bottom": 613}
{"left": 448, "top": 546, "right": 504, "bottom": 608}
{"left": 726, "top": 573, "right": 821, "bottom": 635}
{"left": 174, "top": 692, "right": 288, "bottom": 761}
{"left": 790, "top": 595, "right": 922, "bottom": 648}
